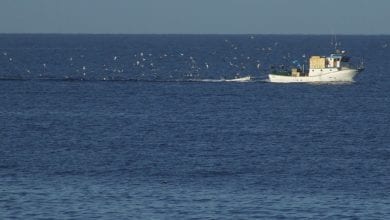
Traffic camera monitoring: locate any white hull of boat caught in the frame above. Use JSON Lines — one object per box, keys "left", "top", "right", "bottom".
{"left": 268, "top": 68, "right": 359, "bottom": 83}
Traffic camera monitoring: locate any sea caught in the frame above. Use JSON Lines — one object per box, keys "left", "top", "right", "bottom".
{"left": 1, "top": 34, "right": 390, "bottom": 219}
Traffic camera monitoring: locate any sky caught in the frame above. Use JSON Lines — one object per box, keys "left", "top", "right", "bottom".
{"left": 0, "top": 0, "right": 389, "bottom": 34}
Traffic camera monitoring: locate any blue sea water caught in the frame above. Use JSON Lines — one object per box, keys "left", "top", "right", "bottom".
{"left": 1, "top": 34, "right": 390, "bottom": 219}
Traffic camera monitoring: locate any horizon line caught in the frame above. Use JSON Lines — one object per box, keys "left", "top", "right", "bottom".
{"left": 1, "top": 32, "right": 390, "bottom": 36}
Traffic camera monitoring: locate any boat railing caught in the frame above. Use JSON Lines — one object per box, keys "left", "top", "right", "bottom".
{"left": 341, "top": 59, "right": 364, "bottom": 71}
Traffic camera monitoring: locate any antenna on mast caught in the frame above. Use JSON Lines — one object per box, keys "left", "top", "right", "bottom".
{"left": 330, "top": 29, "right": 339, "bottom": 52}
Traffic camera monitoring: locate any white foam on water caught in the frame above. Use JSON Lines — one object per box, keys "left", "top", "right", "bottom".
{"left": 190, "top": 76, "right": 253, "bottom": 83}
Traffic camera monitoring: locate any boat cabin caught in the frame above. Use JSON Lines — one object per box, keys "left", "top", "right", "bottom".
{"left": 307, "top": 51, "right": 350, "bottom": 77}
{"left": 309, "top": 51, "right": 349, "bottom": 70}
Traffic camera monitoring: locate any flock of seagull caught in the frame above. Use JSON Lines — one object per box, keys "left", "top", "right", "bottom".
{"left": 0, "top": 36, "right": 281, "bottom": 81}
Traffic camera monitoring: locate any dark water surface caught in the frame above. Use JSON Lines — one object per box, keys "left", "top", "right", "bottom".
{"left": 1, "top": 35, "right": 390, "bottom": 219}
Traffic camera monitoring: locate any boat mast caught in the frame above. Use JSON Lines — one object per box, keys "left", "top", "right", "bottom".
{"left": 331, "top": 33, "right": 339, "bottom": 52}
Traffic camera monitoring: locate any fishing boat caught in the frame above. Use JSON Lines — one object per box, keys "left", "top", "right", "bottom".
{"left": 268, "top": 50, "right": 364, "bottom": 83}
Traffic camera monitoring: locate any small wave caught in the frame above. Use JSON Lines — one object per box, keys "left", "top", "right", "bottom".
{"left": 190, "top": 76, "right": 254, "bottom": 83}
{"left": 191, "top": 79, "right": 227, "bottom": 83}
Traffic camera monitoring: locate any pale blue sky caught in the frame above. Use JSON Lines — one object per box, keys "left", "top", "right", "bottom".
{"left": 0, "top": 0, "right": 389, "bottom": 34}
